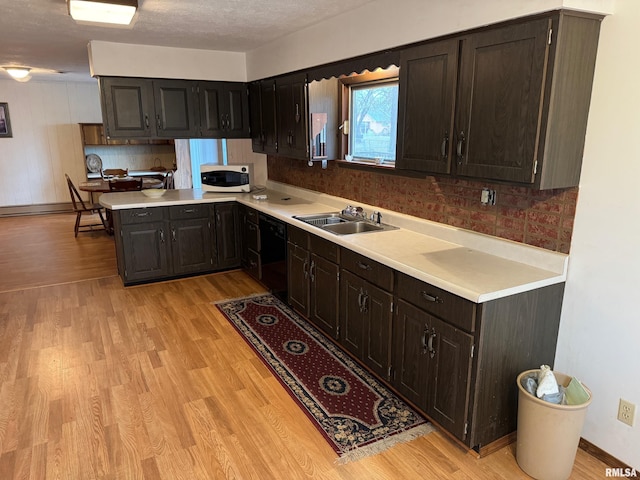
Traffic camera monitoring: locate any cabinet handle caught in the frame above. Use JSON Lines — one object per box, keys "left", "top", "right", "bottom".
{"left": 428, "top": 330, "right": 437, "bottom": 358}
{"left": 171, "top": 228, "right": 176, "bottom": 242}
{"left": 159, "top": 228, "right": 165, "bottom": 243}
{"left": 361, "top": 293, "right": 368, "bottom": 313}
{"left": 216, "top": 212, "right": 221, "bottom": 224}
{"left": 181, "top": 208, "right": 195, "bottom": 214}
{"left": 295, "top": 103, "right": 300, "bottom": 124}
{"left": 357, "top": 289, "right": 364, "bottom": 311}
{"left": 156, "top": 114, "right": 162, "bottom": 130}
{"left": 441, "top": 133, "right": 449, "bottom": 159}
{"left": 226, "top": 114, "right": 231, "bottom": 129}
{"left": 303, "top": 259, "right": 309, "bottom": 279}
{"left": 456, "top": 131, "right": 466, "bottom": 164}
{"left": 145, "top": 114, "right": 150, "bottom": 128}
{"left": 421, "top": 326, "right": 429, "bottom": 353}
{"left": 309, "top": 261, "right": 316, "bottom": 282}
{"left": 421, "top": 291, "right": 442, "bottom": 303}
{"left": 132, "top": 211, "right": 150, "bottom": 217}
{"left": 357, "top": 261, "right": 372, "bottom": 271}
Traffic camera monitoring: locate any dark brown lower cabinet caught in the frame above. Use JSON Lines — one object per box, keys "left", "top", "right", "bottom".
{"left": 286, "top": 226, "right": 340, "bottom": 339}
{"left": 240, "top": 206, "right": 261, "bottom": 281}
{"left": 212, "top": 203, "right": 241, "bottom": 269}
{"left": 113, "top": 202, "right": 244, "bottom": 285}
{"left": 119, "top": 220, "right": 171, "bottom": 283}
{"left": 394, "top": 299, "right": 473, "bottom": 441}
{"left": 340, "top": 269, "right": 393, "bottom": 380}
{"left": 169, "top": 218, "right": 213, "bottom": 275}
{"left": 115, "top": 205, "right": 213, "bottom": 284}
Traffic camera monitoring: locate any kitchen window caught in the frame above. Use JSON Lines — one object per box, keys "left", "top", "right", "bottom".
{"left": 340, "top": 67, "right": 399, "bottom": 166}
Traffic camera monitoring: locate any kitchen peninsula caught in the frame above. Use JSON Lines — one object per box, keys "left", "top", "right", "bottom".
{"left": 100, "top": 181, "right": 567, "bottom": 454}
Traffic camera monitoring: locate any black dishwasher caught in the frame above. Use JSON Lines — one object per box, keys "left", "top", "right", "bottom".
{"left": 259, "top": 213, "right": 287, "bottom": 299}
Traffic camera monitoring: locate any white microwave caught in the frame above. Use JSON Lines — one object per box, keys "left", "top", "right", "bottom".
{"left": 200, "top": 164, "right": 252, "bottom": 192}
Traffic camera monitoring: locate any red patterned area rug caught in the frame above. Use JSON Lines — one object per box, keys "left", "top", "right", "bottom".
{"left": 215, "top": 294, "right": 434, "bottom": 463}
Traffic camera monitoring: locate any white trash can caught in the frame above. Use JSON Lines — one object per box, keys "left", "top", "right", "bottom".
{"left": 516, "top": 370, "right": 592, "bottom": 480}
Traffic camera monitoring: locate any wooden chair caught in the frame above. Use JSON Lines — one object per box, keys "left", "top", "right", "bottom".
{"left": 101, "top": 168, "right": 128, "bottom": 179}
{"left": 163, "top": 170, "right": 175, "bottom": 189}
{"left": 109, "top": 177, "right": 143, "bottom": 192}
{"left": 65, "top": 174, "right": 108, "bottom": 237}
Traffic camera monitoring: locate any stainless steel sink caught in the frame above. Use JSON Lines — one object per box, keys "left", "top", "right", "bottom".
{"left": 293, "top": 212, "right": 397, "bottom": 235}
{"left": 322, "top": 221, "right": 385, "bottom": 235}
{"left": 292, "top": 212, "right": 351, "bottom": 227}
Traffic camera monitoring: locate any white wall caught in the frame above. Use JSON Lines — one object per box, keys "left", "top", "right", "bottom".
{"left": 246, "top": 0, "right": 614, "bottom": 80}
{"left": 0, "top": 79, "right": 102, "bottom": 207}
{"left": 244, "top": 0, "right": 638, "bottom": 468}
{"left": 555, "top": 0, "right": 640, "bottom": 468}
{"left": 89, "top": 41, "right": 247, "bottom": 82}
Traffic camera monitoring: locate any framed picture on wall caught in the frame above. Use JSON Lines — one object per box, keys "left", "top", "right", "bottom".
{"left": 0, "top": 103, "right": 12, "bottom": 138}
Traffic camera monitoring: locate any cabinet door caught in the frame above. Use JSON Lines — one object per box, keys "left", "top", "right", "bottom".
{"left": 214, "top": 203, "right": 241, "bottom": 269}
{"left": 199, "top": 82, "right": 250, "bottom": 138}
{"left": 455, "top": 18, "right": 551, "bottom": 183}
{"left": 309, "top": 254, "right": 339, "bottom": 339}
{"left": 426, "top": 315, "right": 474, "bottom": 441}
{"left": 100, "top": 77, "right": 155, "bottom": 138}
{"left": 170, "top": 218, "right": 213, "bottom": 275}
{"left": 120, "top": 221, "right": 170, "bottom": 283}
{"left": 153, "top": 80, "right": 198, "bottom": 138}
{"left": 287, "top": 242, "right": 310, "bottom": 317}
{"left": 276, "top": 74, "right": 309, "bottom": 159}
{"left": 393, "top": 300, "right": 429, "bottom": 410}
{"left": 340, "top": 270, "right": 366, "bottom": 359}
{"left": 261, "top": 79, "right": 278, "bottom": 154}
{"left": 396, "top": 39, "right": 459, "bottom": 173}
{"left": 224, "top": 83, "right": 251, "bottom": 138}
{"left": 363, "top": 283, "right": 393, "bottom": 379}
{"left": 249, "top": 82, "right": 263, "bottom": 152}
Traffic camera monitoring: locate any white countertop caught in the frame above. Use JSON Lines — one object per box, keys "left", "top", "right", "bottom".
{"left": 100, "top": 182, "right": 568, "bottom": 303}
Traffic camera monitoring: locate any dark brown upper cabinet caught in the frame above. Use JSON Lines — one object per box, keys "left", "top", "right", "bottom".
{"left": 99, "top": 77, "right": 250, "bottom": 140}
{"left": 100, "top": 77, "right": 156, "bottom": 138}
{"left": 276, "top": 73, "right": 309, "bottom": 160}
{"left": 153, "top": 80, "right": 199, "bottom": 138}
{"left": 396, "top": 11, "right": 602, "bottom": 189}
{"left": 199, "top": 82, "right": 251, "bottom": 138}
{"left": 396, "top": 39, "right": 459, "bottom": 174}
{"left": 250, "top": 79, "right": 278, "bottom": 155}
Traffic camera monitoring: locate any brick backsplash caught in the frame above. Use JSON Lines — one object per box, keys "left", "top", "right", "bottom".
{"left": 268, "top": 156, "right": 576, "bottom": 254}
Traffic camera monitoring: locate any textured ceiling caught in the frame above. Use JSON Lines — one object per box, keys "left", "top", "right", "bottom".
{"left": 0, "top": 0, "right": 375, "bottom": 82}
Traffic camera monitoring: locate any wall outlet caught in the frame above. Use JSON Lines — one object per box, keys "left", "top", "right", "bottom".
{"left": 617, "top": 398, "right": 636, "bottom": 427}
{"left": 481, "top": 188, "right": 496, "bottom": 206}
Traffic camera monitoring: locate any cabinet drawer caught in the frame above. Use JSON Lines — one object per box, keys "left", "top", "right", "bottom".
{"left": 341, "top": 248, "right": 393, "bottom": 291}
{"left": 309, "top": 234, "right": 339, "bottom": 263}
{"left": 244, "top": 207, "right": 259, "bottom": 224}
{"left": 288, "top": 225, "right": 309, "bottom": 248}
{"left": 397, "top": 272, "right": 476, "bottom": 332}
{"left": 245, "top": 221, "right": 260, "bottom": 252}
{"left": 169, "top": 204, "right": 209, "bottom": 220}
{"left": 120, "top": 207, "right": 167, "bottom": 225}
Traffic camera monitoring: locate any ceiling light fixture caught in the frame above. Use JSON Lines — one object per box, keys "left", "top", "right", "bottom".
{"left": 4, "top": 67, "right": 32, "bottom": 82}
{"left": 68, "top": 0, "right": 138, "bottom": 26}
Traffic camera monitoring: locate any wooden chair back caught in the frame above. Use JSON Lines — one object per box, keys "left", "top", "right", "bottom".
{"left": 109, "top": 177, "right": 143, "bottom": 192}
{"left": 65, "top": 174, "right": 89, "bottom": 212}
{"left": 164, "top": 170, "right": 175, "bottom": 189}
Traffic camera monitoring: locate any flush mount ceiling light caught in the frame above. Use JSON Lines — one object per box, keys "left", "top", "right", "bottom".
{"left": 68, "top": 0, "right": 138, "bottom": 26}
{"left": 4, "top": 67, "right": 32, "bottom": 82}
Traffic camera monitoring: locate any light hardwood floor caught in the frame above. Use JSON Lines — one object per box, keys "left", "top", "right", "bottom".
{"left": 0, "top": 213, "right": 611, "bottom": 479}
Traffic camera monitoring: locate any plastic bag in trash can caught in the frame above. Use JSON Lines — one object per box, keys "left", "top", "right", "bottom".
{"left": 537, "top": 365, "right": 559, "bottom": 398}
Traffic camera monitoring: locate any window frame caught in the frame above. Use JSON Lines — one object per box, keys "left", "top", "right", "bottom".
{"left": 338, "top": 67, "right": 400, "bottom": 166}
